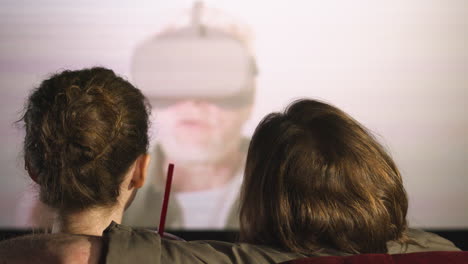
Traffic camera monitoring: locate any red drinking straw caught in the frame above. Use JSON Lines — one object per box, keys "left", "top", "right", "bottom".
{"left": 158, "top": 163, "right": 174, "bottom": 236}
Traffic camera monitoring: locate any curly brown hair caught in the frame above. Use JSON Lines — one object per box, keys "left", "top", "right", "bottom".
{"left": 240, "top": 99, "right": 409, "bottom": 254}
{"left": 20, "top": 67, "right": 150, "bottom": 212}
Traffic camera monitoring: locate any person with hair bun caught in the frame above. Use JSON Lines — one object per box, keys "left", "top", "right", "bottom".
{"left": 1, "top": 95, "right": 459, "bottom": 263}
{"left": 21, "top": 67, "right": 151, "bottom": 236}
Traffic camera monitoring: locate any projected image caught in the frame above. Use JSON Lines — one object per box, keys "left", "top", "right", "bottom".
{"left": 123, "top": 3, "right": 256, "bottom": 229}
{"left": 0, "top": 1, "right": 467, "bottom": 230}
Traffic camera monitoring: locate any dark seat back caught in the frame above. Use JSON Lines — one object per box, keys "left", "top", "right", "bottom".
{"left": 280, "top": 251, "right": 468, "bottom": 264}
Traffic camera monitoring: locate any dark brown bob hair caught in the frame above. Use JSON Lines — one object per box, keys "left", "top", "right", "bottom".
{"left": 21, "top": 67, "right": 150, "bottom": 212}
{"left": 240, "top": 99, "right": 409, "bottom": 254}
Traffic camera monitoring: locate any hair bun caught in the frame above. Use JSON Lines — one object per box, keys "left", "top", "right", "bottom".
{"left": 22, "top": 67, "right": 150, "bottom": 211}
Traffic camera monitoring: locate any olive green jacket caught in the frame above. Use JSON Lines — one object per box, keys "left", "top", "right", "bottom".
{"left": 104, "top": 222, "right": 461, "bottom": 264}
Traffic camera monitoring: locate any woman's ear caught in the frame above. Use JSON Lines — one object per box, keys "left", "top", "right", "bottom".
{"left": 130, "top": 154, "right": 150, "bottom": 189}
{"left": 25, "top": 161, "right": 39, "bottom": 184}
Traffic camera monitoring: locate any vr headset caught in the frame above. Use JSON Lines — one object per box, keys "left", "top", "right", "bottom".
{"left": 131, "top": 26, "right": 258, "bottom": 109}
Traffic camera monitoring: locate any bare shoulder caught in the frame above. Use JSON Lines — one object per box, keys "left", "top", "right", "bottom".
{"left": 0, "top": 233, "right": 103, "bottom": 264}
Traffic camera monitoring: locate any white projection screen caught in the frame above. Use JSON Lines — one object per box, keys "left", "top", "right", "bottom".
{"left": 0, "top": 0, "right": 467, "bottom": 229}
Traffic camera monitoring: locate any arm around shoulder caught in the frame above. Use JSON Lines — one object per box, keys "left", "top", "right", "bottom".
{"left": 0, "top": 233, "right": 102, "bottom": 264}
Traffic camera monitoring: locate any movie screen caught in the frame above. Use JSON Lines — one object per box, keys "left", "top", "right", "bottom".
{"left": 0, "top": 0, "right": 467, "bottom": 230}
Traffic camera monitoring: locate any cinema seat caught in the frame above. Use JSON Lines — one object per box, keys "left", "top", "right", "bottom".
{"left": 280, "top": 251, "right": 468, "bottom": 264}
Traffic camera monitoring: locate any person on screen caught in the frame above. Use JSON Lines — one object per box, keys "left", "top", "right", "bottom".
{"left": 2, "top": 97, "right": 459, "bottom": 263}
{"left": 122, "top": 3, "right": 257, "bottom": 229}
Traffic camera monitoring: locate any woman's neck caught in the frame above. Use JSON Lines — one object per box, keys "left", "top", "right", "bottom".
{"left": 52, "top": 206, "right": 124, "bottom": 236}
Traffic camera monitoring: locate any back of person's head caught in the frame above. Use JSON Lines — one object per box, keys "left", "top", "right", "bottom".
{"left": 240, "top": 99, "right": 409, "bottom": 254}
{"left": 21, "top": 67, "right": 150, "bottom": 213}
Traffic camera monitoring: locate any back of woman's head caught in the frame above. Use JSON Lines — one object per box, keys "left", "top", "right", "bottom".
{"left": 21, "top": 67, "right": 150, "bottom": 212}
{"left": 240, "top": 99, "right": 409, "bottom": 254}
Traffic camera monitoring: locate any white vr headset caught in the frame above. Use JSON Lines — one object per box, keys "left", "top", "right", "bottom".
{"left": 131, "top": 26, "right": 257, "bottom": 108}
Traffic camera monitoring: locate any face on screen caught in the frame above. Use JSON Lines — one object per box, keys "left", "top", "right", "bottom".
{"left": 154, "top": 100, "right": 251, "bottom": 163}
